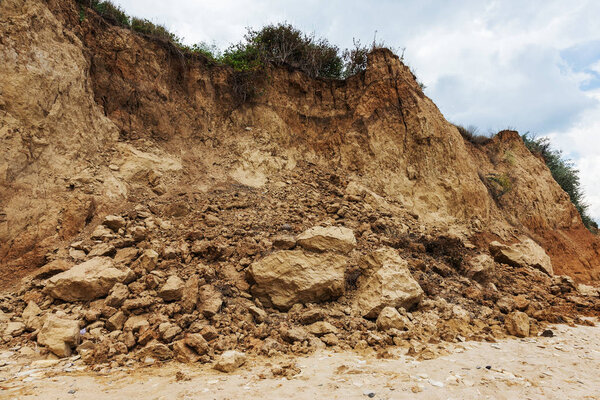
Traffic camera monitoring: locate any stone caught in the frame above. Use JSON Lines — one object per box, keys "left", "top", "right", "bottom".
{"left": 106, "top": 311, "right": 127, "bottom": 331}
{"left": 103, "top": 215, "right": 126, "bottom": 231}
{"left": 505, "top": 311, "right": 530, "bottom": 337}
{"left": 248, "top": 306, "right": 267, "bottom": 323}
{"left": 185, "top": 333, "right": 209, "bottom": 355}
{"left": 114, "top": 247, "right": 139, "bottom": 265}
{"left": 91, "top": 225, "right": 114, "bottom": 240}
{"left": 489, "top": 238, "right": 553, "bottom": 276}
{"left": 296, "top": 226, "right": 356, "bottom": 254}
{"left": 180, "top": 275, "right": 199, "bottom": 313}
{"left": 354, "top": 248, "right": 424, "bottom": 318}
{"left": 298, "top": 309, "right": 326, "bottom": 325}
{"left": 271, "top": 235, "right": 296, "bottom": 250}
{"left": 376, "top": 306, "right": 412, "bottom": 331}
{"left": 307, "top": 321, "right": 338, "bottom": 337}
{"left": 200, "top": 326, "right": 219, "bottom": 341}
{"left": 131, "top": 249, "right": 159, "bottom": 272}
{"left": 124, "top": 315, "right": 149, "bottom": 333}
{"left": 214, "top": 350, "right": 246, "bottom": 373}
{"left": 159, "top": 322, "right": 182, "bottom": 341}
{"left": 87, "top": 243, "right": 116, "bottom": 258}
{"left": 4, "top": 321, "right": 25, "bottom": 336}
{"left": 37, "top": 316, "right": 80, "bottom": 357}
{"left": 158, "top": 275, "right": 185, "bottom": 301}
{"left": 45, "top": 257, "right": 133, "bottom": 301}
{"left": 577, "top": 284, "right": 600, "bottom": 297}
{"left": 513, "top": 295, "right": 530, "bottom": 311}
{"left": 173, "top": 340, "right": 200, "bottom": 363}
{"left": 466, "top": 254, "right": 494, "bottom": 281}
{"left": 249, "top": 250, "right": 347, "bottom": 310}
{"left": 105, "top": 283, "right": 130, "bottom": 308}
{"left": 140, "top": 341, "right": 173, "bottom": 361}
{"left": 281, "top": 326, "right": 309, "bottom": 343}
{"left": 496, "top": 296, "right": 515, "bottom": 313}
{"left": 198, "top": 285, "right": 223, "bottom": 318}
{"left": 22, "top": 301, "right": 43, "bottom": 331}
{"left": 29, "top": 259, "right": 73, "bottom": 281}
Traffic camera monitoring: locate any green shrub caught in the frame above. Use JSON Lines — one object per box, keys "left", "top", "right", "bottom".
{"left": 342, "top": 39, "right": 369, "bottom": 78}
{"left": 486, "top": 173, "right": 513, "bottom": 198}
{"left": 131, "top": 17, "right": 180, "bottom": 43}
{"left": 185, "top": 42, "right": 222, "bottom": 61}
{"left": 522, "top": 133, "right": 597, "bottom": 231}
{"left": 78, "top": 0, "right": 130, "bottom": 27}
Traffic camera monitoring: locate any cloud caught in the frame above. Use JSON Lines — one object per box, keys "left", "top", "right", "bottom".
{"left": 112, "top": 0, "right": 600, "bottom": 220}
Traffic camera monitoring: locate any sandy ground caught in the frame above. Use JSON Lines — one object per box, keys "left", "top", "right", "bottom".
{"left": 2, "top": 323, "right": 600, "bottom": 400}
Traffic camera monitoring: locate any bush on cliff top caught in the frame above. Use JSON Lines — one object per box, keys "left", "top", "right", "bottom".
{"left": 522, "top": 134, "right": 597, "bottom": 232}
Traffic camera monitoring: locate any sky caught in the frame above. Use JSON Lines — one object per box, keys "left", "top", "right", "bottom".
{"left": 113, "top": 0, "right": 600, "bottom": 222}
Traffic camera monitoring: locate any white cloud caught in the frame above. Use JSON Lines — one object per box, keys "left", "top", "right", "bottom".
{"left": 112, "top": 0, "right": 600, "bottom": 221}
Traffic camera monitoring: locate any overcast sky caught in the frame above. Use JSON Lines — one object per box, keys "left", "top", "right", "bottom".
{"left": 113, "top": 0, "right": 600, "bottom": 221}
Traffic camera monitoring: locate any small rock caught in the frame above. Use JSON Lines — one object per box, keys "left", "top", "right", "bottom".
{"left": 37, "top": 315, "right": 80, "bottom": 357}
{"left": 158, "top": 276, "right": 185, "bottom": 301}
{"left": 505, "top": 311, "right": 530, "bottom": 337}
{"left": 214, "top": 350, "right": 246, "bottom": 373}
{"left": 103, "top": 215, "right": 126, "bottom": 231}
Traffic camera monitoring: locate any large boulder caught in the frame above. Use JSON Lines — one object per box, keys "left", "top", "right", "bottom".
{"left": 214, "top": 350, "right": 247, "bottom": 373}
{"left": 37, "top": 315, "right": 80, "bottom": 357}
{"left": 249, "top": 250, "right": 347, "bottom": 310}
{"left": 354, "top": 248, "right": 423, "bottom": 318}
{"left": 45, "top": 257, "right": 133, "bottom": 301}
{"left": 489, "top": 238, "right": 553, "bottom": 276}
{"left": 296, "top": 226, "right": 356, "bottom": 254}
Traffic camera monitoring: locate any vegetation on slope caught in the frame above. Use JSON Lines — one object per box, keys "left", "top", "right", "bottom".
{"left": 522, "top": 134, "right": 597, "bottom": 232}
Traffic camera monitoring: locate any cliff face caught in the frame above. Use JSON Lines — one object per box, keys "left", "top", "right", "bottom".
{"left": 1, "top": 0, "right": 599, "bottom": 286}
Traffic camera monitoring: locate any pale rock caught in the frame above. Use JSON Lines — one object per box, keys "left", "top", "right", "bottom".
{"left": 131, "top": 249, "right": 159, "bottom": 272}
{"left": 376, "top": 306, "right": 412, "bottom": 331}
{"left": 281, "top": 326, "right": 309, "bottom": 343}
{"left": 124, "top": 315, "right": 149, "bottom": 333}
{"left": 354, "top": 248, "right": 424, "bottom": 318}
{"left": 198, "top": 285, "right": 223, "bottom": 317}
{"left": 466, "top": 254, "right": 494, "bottom": 281}
{"left": 22, "top": 301, "right": 43, "bottom": 331}
{"left": 489, "top": 238, "right": 553, "bottom": 276}
{"left": 91, "top": 225, "right": 114, "bottom": 240}
{"left": 45, "top": 257, "right": 133, "bottom": 301}
{"left": 87, "top": 243, "right": 116, "bottom": 258}
{"left": 307, "top": 321, "right": 338, "bottom": 337}
{"left": 29, "top": 259, "right": 73, "bottom": 281}
{"left": 249, "top": 250, "right": 347, "bottom": 310}
{"left": 577, "top": 284, "right": 600, "bottom": 297}
{"left": 296, "top": 226, "right": 356, "bottom": 254}
{"left": 106, "top": 311, "right": 127, "bottom": 331}
{"left": 173, "top": 340, "right": 200, "bottom": 363}
{"left": 158, "top": 275, "right": 185, "bottom": 301}
{"left": 139, "top": 341, "right": 173, "bottom": 361}
{"left": 4, "top": 321, "right": 25, "bottom": 336}
{"left": 185, "top": 333, "right": 209, "bottom": 355}
{"left": 271, "top": 235, "right": 296, "bottom": 250}
{"left": 180, "top": 275, "right": 199, "bottom": 313}
{"left": 114, "top": 247, "right": 140, "bottom": 265}
{"left": 505, "top": 311, "right": 530, "bottom": 337}
{"left": 214, "top": 350, "right": 246, "bottom": 372}
{"left": 105, "top": 283, "right": 130, "bottom": 307}
{"left": 37, "top": 316, "right": 80, "bottom": 357}
{"left": 103, "top": 215, "right": 126, "bottom": 231}
{"left": 248, "top": 305, "right": 267, "bottom": 323}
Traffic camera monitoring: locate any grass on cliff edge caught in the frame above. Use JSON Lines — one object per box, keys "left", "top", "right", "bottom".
{"left": 522, "top": 134, "right": 597, "bottom": 232}
{"left": 75, "top": 1, "right": 412, "bottom": 80}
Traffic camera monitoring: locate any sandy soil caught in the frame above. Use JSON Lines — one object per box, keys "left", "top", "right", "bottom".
{"left": 2, "top": 323, "right": 600, "bottom": 400}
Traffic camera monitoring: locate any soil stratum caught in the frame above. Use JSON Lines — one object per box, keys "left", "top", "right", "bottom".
{"left": 1, "top": 0, "right": 600, "bottom": 373}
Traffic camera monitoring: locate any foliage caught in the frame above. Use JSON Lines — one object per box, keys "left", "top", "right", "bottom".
{"left": 77, "top": 0, "right": 131, "bottom": 27}
{"left": 486, "top": 173, "right": 513, "bottom": 198}
{"left": 522, "top": 133, "right": 597, "bottom": 231}
{"left": 454, "top": 124, "right": 491, "bottom": 145}
{"left": 342, "top": 39, "right": 369, "bottom": 78}
{"left": 222, "top": 23, "right": 344, "bottom": 78}
{"left": 131, "top": 17, "right": 180, "bottom": 43}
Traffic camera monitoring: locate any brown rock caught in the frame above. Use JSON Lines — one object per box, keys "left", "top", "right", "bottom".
{"left": 180, "top": 275, "right": 199, "bottom": 313}
{"left": 354, "top": 248, "right": 423, "bottom": 318}
{"left": 198, "top": 285, "right": 222, "bottom": 318}
{"left": 214, "top": 351, "right": 246, "bottom": 372}
{"left": 489, "top": 238, "right": 553, "bottom": 276}
{"left": 105, "top": 283, "right": 130, "bottom": 307}
{"left": 45, "top": 257, "right": 133, "bottom": 301}
{"left": 37, "top": 315, "right": 80, "bottom": 357}
{"left": 158, "top": 275, "right": 185, "bottom": 301}
{"left": 296, "top": 226, "right": 356, "bottom": 254}
{"left": 505, "top": 311, "right": 530, "bottom": 337}
{"left": 106, "top": 311, "right": 127, "bottom": 331}
{"left": 376, "top": 306, "right": 412, "bottom": 331}
{"left": 22, "top": 301, "right": 43, "bottom": 331}
{"left": 173, "top": 340, "right": 200, "bottom": 363}
{"left": 29, "top": 259, "right": 73, "bottom": 280}
{"left": 272, "top": 235, "right": 296, "bottom": 250}
{"left": 249, "top": 250, "right": 347, "bottom": 310}
{"left": 103, "top": 215, "right": 126, "bottom": 231}
{"left": 131, "top": 249, "right": 159, "bottom": 272}
{"left": 307, "top": 321, "right": 338, "bottom": 337}
{"left": 87, "top": 242, "right": 116, "bottom": 258}
{"left": 185, "top": 333, "right": 209, "bottom": 355}
{"left": 281, "top": 326, "right": 309, "bottom": 343}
